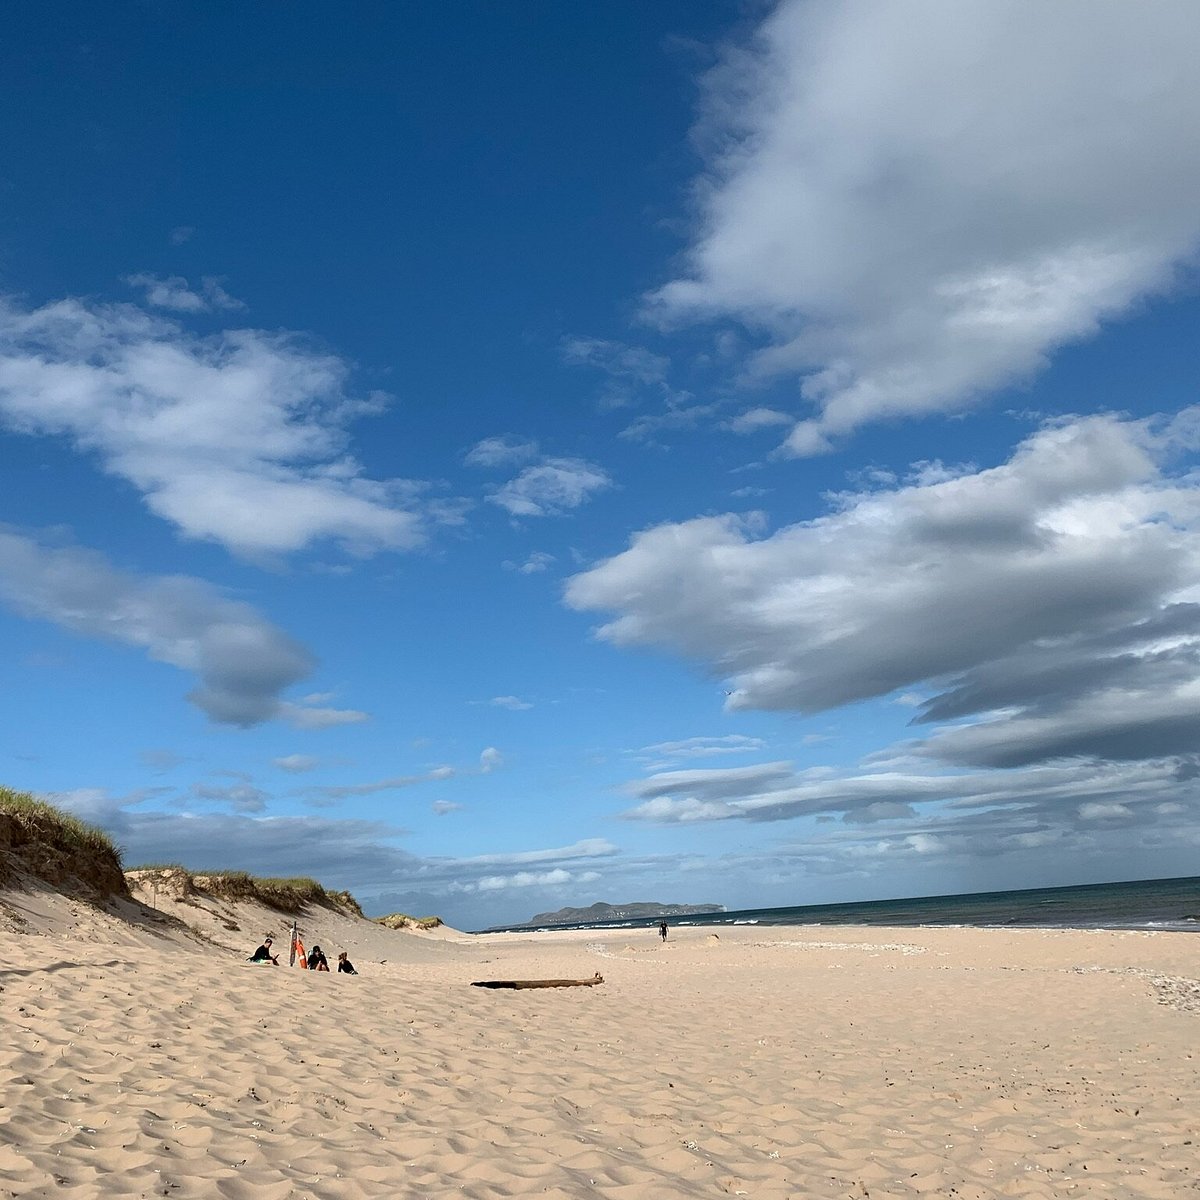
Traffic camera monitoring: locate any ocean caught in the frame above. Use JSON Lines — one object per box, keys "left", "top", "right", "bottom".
{"left": 479, "top": 875, "right": 1200, "bottom": 935}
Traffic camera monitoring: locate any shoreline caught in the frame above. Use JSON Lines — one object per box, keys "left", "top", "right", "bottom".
{"left": 473, "top": 874, "right": 1200, "bottom": 937}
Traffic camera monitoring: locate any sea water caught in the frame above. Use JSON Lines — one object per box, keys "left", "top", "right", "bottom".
{"left": 478, "top": 875, "right": 1200, "bottom": 935}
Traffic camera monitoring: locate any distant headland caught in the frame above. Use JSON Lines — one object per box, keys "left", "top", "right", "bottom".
{"left": 521, "top": 900, "right": 724, "bottom": 927}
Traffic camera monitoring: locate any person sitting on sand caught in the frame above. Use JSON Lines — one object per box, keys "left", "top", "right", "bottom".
{"left": 250, "top": 936, "right": 278, "bottom": 964}
{"left": 337, "top": 952, "right": 358, "bottom": 975}
{"left": 307, "top": 944, "right": 330, "bottom": 971}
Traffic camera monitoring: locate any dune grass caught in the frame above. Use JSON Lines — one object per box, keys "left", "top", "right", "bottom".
{"left": 375, "top": 912, "right": 443, "bottom": 930}
{"left": 126, "top": 865, "right": 365, "bottom": 916}
{"left": 0, "top": 786, "right": 126, "bottom": 895}
{"left": 0, "top": 786, "right": 122, "bottom": 863}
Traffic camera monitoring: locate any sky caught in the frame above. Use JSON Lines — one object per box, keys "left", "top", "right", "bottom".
{"left": 2, "top": 1, "right": 1200, "bottom": 931}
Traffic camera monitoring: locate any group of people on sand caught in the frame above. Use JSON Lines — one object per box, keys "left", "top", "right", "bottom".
{"left": 249, "top": 936, "right": 358, "bottom": 974}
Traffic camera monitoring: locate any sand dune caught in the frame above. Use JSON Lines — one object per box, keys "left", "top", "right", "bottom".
{"left": 1, "top": 889, "right": 1197, "bottom": 1198}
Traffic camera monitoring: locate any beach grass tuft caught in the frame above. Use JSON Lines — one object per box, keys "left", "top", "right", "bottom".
{"left": 0, "top": 786, "right": 127, "bottom": 895}
{"left": 375, "top": 912, "right": 443, "bottom": 930}
{"left": 126, "top": 865, "right": 366, "bottom": 916}
{"left": 0, "top": 786, "right": 122, "bottom": 860}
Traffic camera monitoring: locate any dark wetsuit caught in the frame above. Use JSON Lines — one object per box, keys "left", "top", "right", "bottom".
{"left": 338, "top": 959, "right": 358, "bottom": 974}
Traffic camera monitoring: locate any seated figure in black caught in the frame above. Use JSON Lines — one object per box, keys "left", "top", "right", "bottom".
{"left": 337, "top": 951, "right": 358, "bottom": 974}
{"left": 250, "top": 936, "right": 278, "bottom": 964}
{"left": 307, "top": 944, "right": 330, "bottom": 972}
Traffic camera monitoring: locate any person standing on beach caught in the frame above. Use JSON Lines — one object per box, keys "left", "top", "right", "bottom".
{"left": 659, "top": 920, "right": 668, "bottom": 942}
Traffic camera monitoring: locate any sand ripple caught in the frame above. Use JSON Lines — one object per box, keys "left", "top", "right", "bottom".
{"left": 0, "top": 925, "right": 1197, "bottom": 1197}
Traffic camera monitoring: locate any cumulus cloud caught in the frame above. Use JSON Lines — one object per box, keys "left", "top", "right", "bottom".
{"left": 0, "top": 295, "right": 434, "bottom": 557}
{"left": 0, "top": 528, "right": 343, "bottom": 727}
{"left": 479, "top": 746, "right": 503, "bottom": 773}
{"left": 651, "top": 0, "right": 1200, "bottom": 451}
{"left": 488, "top": 696, "right": 532, "bottom": 711}
{"left": 569, "top": 411, "right": 1200, "bottom": 770}
{"left": 489, "top": 457, "right": 612, "bottom": 518}
{"left": 125, "top": 273, "right": 244, "bottom": 312}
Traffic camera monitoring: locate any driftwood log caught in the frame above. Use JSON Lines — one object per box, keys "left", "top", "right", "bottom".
{"left": 471, "top": 972, "right": 604, "bottom": 990}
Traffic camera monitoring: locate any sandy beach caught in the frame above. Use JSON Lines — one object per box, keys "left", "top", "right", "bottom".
{"left": 0, "top": 889, "right": 1197, "bottom": 1199}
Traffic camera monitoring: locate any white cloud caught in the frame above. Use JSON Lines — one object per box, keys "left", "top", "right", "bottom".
{"left": 0, "top": 527, "right": 331, "bottom": 727}
{"left": 636, "top": 734, "right": 767, "bottom": 764}
{"left": 651, "top": 0, "right": 1200, "bottom": 451}
{"left": 561, "top": 336, "right": 673, "bottom": 409}
{"left": 569, "top": 410, "right": 1200, "bottom": 768}
{"left": 489, "top": 696, "right": 532, "bottom": 711}
{"left": 272, "top": 754, "right": 320, "bottom": 774}
{"left": 277, "top": 702, "right": 370, "bottom": 731}
{"left": 432, "top": 800, "right": 463, "bottom": 815}
{"left": 479, "top": 746, "right": 503, "bottom": 773}
{"left": 624, "top": 796, "right": 741, "bottom": 823}
{"left": 629, "top": 761, "right": 796, "bottom": 802}
{"left": 489, "top": 456, "right": 612, "bottom": 518}
{"left": 561, "top": 336, "right": 669, "bottom": 385}
{"left": 619, "top": 402, "right": 717, "bottom": 444}
{"left": 502, "top": 550, "right": 556, "bottom": 575}
{"left": 0, "top": 295, "right": 434, "bottom": 557}
{"left": 464, "top": 435, "right": 540, "bottom": 468}
{"left": 475, "top": 868, "right": 572, "bottom": 892}
{"left": 125, "top": 273, "right": 244, "bottom": 312}
{"left": 619, "top": 756, "right": 1194, "bottom": 834}
{"left": 728, "top": 408, "right": 791, "bottom": 434}
{"left": 307, "top": 765, "right": 456, "bottom": 801}
{"left": 1078, "top": 802, "right": 1133, "bottom": 822}
{"left": 453, "top": 838, "right": 617, "bottom": 874}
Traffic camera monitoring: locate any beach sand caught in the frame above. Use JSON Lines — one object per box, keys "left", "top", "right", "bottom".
{"left": 0, "top": 895, "right": 1197, "bottom": 1198}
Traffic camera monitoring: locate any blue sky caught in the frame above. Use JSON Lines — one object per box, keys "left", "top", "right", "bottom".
{"left": 3, "top": 1, "right": 1200, "bottom": 930}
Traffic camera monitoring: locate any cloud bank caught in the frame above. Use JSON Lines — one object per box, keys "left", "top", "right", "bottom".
{"left": 652, "top": 0, "right": 1200, "bottom": 451}
{"left": 568, "top": 410, "right": 1200, "bottom": 770}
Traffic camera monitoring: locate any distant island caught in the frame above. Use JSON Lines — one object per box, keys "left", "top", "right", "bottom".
{"left": 523, "top": 900, "right": 724, "bottom": 927}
